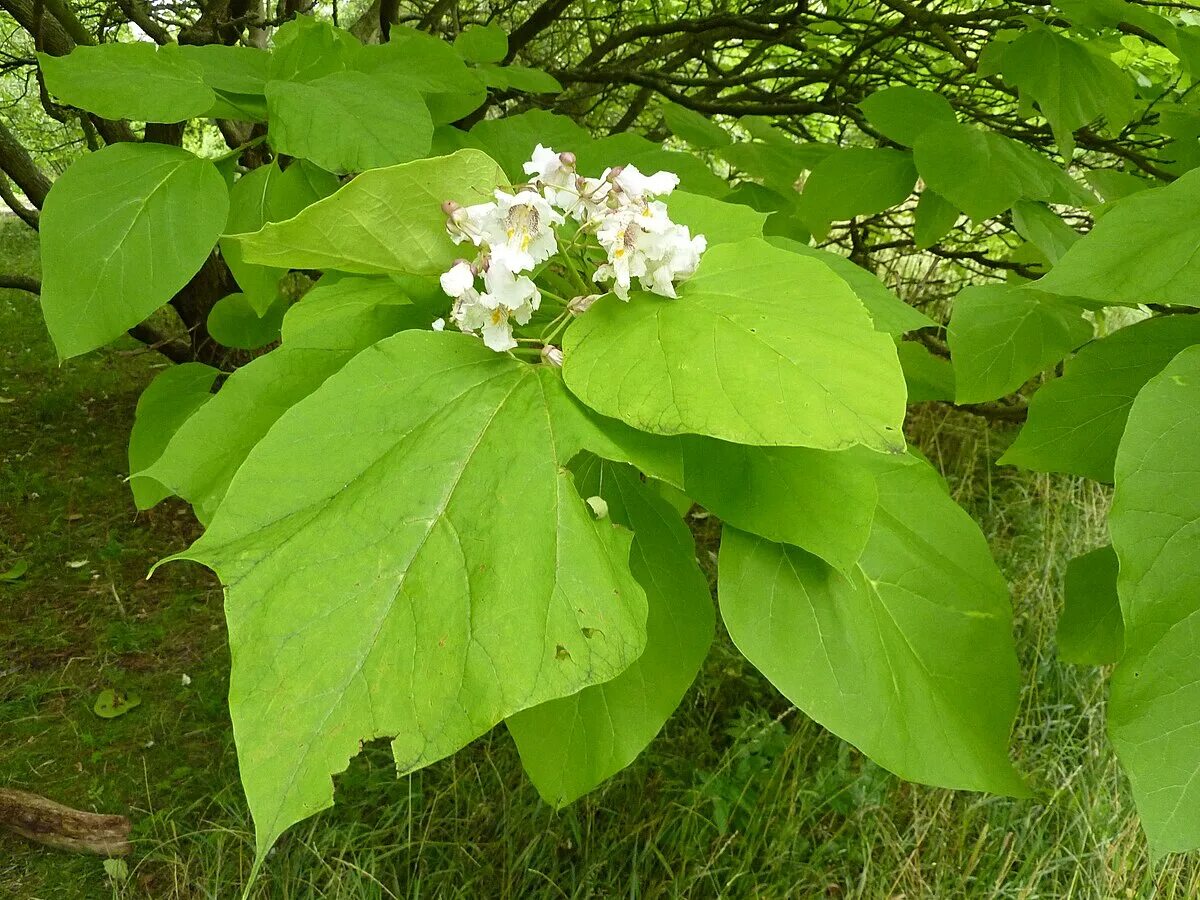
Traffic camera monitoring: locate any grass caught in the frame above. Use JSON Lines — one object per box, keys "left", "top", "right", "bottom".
{"left": 1, "top": 213, "right": 1197, "bottom": 898}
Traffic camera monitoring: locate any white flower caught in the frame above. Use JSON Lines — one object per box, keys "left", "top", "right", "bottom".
{"left": 446, "top": 201, "right": 499, "bottom": 247}
{"left": 438, "top": 258, "right": 539, "bottom": 353}
{"left": 523, "top": 145, "right": 575, "bottom": 206}
{"left": 556, "top": 174, "right": 613, "bottom": 223}
{"left": 482, "top": 189, "right": 564, "bottom": 272}
{"left": 594, "top": 207, "right": 705, "bottom": 300}
{"left": 612, "top": 164, "right": 679, "bottom": 200}
{"left": 431, "top": 318, "right": 446, "bottom": 332}
{"left": 482, "top": 265, "right": 541, "bottom": 312}
{"left": 439, "top": 260, "right": 476, "bottom": 298}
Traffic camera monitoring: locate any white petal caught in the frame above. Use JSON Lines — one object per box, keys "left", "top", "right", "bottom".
{"left": 481, "top": 320, "right": 517, "bottom": 352}
{"left": 439, "top": 261, "right": 476, "bottom": 298}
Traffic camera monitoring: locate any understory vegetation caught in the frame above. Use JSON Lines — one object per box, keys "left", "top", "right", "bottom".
{"left": 1, "top": 217, "right": 1193, "bottom": 897}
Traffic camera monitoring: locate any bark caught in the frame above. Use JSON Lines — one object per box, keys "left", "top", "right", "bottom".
{"left": 0, "top": 120, "right": 52, "bottom": 209}
{"left": 0, "top": 789, "right": 132, "bottom": 857}
{"left": 171, "top": 253, "right": 240, "bottom": 367}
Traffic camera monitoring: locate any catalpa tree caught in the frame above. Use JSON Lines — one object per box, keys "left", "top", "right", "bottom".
{"left": 3, "top": 0, "right": 1200, "bottom": 877}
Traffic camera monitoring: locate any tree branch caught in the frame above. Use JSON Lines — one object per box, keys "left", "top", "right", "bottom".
{"left": 0, "top": 273, "right": 41, "bottom": 293}
{"left": 0, "top": 119, "right": 52, "bottom": 208}
{"left": 0, "top": 173, "right": 39, "bottom": 229}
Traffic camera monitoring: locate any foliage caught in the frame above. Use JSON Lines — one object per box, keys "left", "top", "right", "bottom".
{"left": 3, "top": 0, "right": 1200, "bottom": 886}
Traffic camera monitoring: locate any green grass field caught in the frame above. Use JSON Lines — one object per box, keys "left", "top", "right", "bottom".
{"left": 2, "top": 216, "right": 1197, "bottom": 898}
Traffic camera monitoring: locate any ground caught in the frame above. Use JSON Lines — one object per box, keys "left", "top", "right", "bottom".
{"left": 1, "top": 216, "right": 1197, "bottom": 898}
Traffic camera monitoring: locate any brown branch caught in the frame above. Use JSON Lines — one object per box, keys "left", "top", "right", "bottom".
{"left": 0, "top": 173, "right": 39, "bottom": 229}
{"left": 116, "top": 0, "right": 172, "bottom": 44}
{"left": 504, "top": 0, "right": 578, "bottom": 63}
{"left": 0, "top": 273, "right": 41, "bottom": 293}
{"left": 127, "top": 323, "right": 195, "bottom": 364}
{"left": 0, "top": 119, "right": 52, "bottom": 208}
{"left": 0, "top": 788, "right": 131, "bottom": 856}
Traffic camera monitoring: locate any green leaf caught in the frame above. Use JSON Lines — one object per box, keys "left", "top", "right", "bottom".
{"left": 93, "top": 688, "right": 141, "bottom": 719}
{"left": 1035, "top": 169, "right": 1200, "bottom": 307}
{"left": 666, "top": 192, "right": 766, "bottom": 245}
{"left": 718, "top": 455, "right": 1028, "bottom": 796}
{"left": 1011, "top": 200, "right": 1080, "bottom": 265}
{"left": 453, "top": 24, "right": 508, "bottom": 63}
{"left": 174, "top": 44, "right": 270, "bottom": 94}
{"left": 140, "top": 348, "right": 351, "bottom": 523}
{"left": 38, "top": 44, "right": 213, "bottom": 122}
{"left": 913, "top": 124, "right": 1021, "bottom": 221}
{"left": 1086, "top": 169, "right": 1153, "bottom": 203}
{"left": 913, "top": 189, "right": 960, "bottom": 248}
{"left": 1000, "top": 315, "right": 1200, "bottom": 482}
{"left": 719, "top": 140, "right": 834, "bottom": 196}
{"left": 205, "top": 91, "right": 269, "bottom": 123}
{"left": 914, "top": 123, "right": 1083, "bottom": 221}
{"left": 266, "top": 72, "right": 433, "bottom": 174}
{"left": 280, "top": 277, "right": 426, "bottom": 351}
{"left": 128, "top": 363, "right": 219, "bottom": 510}
{"left": 207, "top": 293, "right": 287, "bottom": 350}
{"left": 661, "top": 100, "right": 731, "bottom": 148}
{"left": 948, "top": 285, "right": 1092, "bottom": 404}
{"left": 471, "top": 110, "right": 592, "bottom": 180}
{"left": 897, "top": 340, "right": 955, "bottom": 403}
{"left": 666, "top": 441, "right": 879, "bottom": 573}
{"left": 222, "top": 161, "right": 340, "bottom": 314}
{"left": 768, "top": 237, "right": 936, "bottom": 336}
{"left": 170, "top": 332, "right": 650, "bottom": 860}
{"left": 0, "top": 559, "right": 30, "bottom": 582}
{"left": 858, "top": 86, "right": 957, "bottom": 147}
{"left": 1057, "top": 545, "right": 1123, "bottom": 666}
{"left": 1002, "top": 28, "right": 1135, "bottom": 154}
{"left": 507, "top": 458, "right": 714, "bottom": 806}
{"left": 40, "top": 143, "right": 228, "bottom": 359}
{"left": 478, "top": 64, "right": 562, "bottom": 94}
{"left": 797, "top": 148, "right": 916, "bottom": 235}
{"left": 355, "top": 26, "right": 486, "bottom": 124}
{"left": 1109, "top": 345, "right": 1200, "bottom": 853}
{"left": 562, "top": 239, "right": 907, "bottom": 450}
{"left": 230, "top": 149, "right": 506, "bottom": 277}
{"left": 269, "top": 15, "right": 359, "bottom": 83}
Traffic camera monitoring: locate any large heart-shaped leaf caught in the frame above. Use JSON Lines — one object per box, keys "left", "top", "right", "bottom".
{"left": 562, "top": 239, "right": 906, "bottom": 450}
{"left": 1035, "top": 168, "right": 1200, "bottom": 307}
{"left": 948, "top": 285, "right": 1091, "bottom": 404}
{"left": 508, "top": 458, "right": 714, "bottom": 806}
{"left": 128, "top": 363, "right": 219, "bottom": 510}
{"left": 168, "top": 332, "right": 650, "bottom": 860}
{"left": 230, "top": 150, "right": 505, "bottom": 276}
{"left": 139, "top": 348, "right": 349, "bottom": 523}
{"left": 1108, "top": 345, "right": 1200, "bottom": 853}
{"left": 40, "top": 143, "right": 228, "bottom": 359}
{"left": 1057, "top": 545, "right": 1123, "bottom": 666}
{"left": 265, "top": 72, "right": 433, "bottom": 174}
{"left": 1000, "top": 315, "right": 1200, "bottom": 482}
{"left": 221, "top": 160, "right": 340, "bottom": 314}
{"left": 38, "top": 44, "right": 213, "bottom": 122}
{"left": 718, "top": 455, "right": 1027, "bottom": 795}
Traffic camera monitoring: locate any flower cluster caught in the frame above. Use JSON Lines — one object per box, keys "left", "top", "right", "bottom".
{"left": 437, "top": 145, "right": 706, "bottom": 353}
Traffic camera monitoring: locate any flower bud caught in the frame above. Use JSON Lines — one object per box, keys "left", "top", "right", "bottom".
{"left": 558, "top": 151, "right": 576, "bottom": 169}
{"left": 441, "top": 199, "right": 461, "bottom": 217}
{"left": 541, "top": 344, "right": 564, "bottom": 367}
{"left": 568, "top": 294, "right": 601, "bottom": 315}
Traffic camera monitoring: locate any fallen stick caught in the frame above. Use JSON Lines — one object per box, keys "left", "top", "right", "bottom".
{"left": 0, "top": 788, "right": 131, "bottom": 856}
